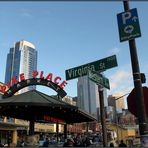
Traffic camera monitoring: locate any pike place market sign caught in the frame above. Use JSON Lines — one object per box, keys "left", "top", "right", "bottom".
{"left": 0, "top": 71, "right": 67, "bottom": 98}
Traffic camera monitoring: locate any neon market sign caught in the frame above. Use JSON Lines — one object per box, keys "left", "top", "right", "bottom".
{"left": 37, "top": 115, "right": 65, "bottom": 124}
{"left": 1, "top": 71, "right": 67, "bottom": 98}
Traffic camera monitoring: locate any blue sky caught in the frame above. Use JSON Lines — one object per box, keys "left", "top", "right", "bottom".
{"left": 0, "top": 1, "right": 148, "bottom": 100}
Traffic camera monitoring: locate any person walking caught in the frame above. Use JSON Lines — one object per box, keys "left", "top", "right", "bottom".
{"left": 63, "top": 138, "right": 74, "bottom": 147}
{"left": 110, "top": 142, "right": 114, "bottom": 147}
{"left": 43, "top": 137, "right": 49, "bottom": 147}
{"left": 119, "top": 140, "right": 127, "bottom": 147}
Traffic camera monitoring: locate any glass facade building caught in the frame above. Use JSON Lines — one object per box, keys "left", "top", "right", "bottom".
{"left": 5, "top": 48, "right": 14, "bottom": 83}
{"left": 77, "top": 75, "right": 108, "bottom": 120}
{"left": 5, "top": 40, "right": 37, "bottom": 94}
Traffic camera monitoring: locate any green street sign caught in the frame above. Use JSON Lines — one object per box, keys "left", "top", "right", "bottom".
{"left": 88, "top": 70, "right": 110, "bottom": 89}
{"left": 117, "top": 8, "right": 141, "bottom": 42}
{"left": 65, "top": 55, "right": 117, "bottom": 80}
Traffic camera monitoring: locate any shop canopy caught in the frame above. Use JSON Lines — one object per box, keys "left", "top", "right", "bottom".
{"left": 0, "top": 90, "right": 96, "bottom": 124}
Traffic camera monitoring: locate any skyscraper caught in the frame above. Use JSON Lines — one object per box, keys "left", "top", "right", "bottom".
{"left": 5, "top": 40, "right": 37, "bottom": 93}
{"left": 108, "top": 94, "right": 125, "bottom": 111}
{"left": 77, "top": 75, "right": 108, "bottom": 119}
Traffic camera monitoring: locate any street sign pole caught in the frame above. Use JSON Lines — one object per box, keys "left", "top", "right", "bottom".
{"left": 86, "top": 76, "right": 91, "bottom": 134}
{"left": 65, "top": 56, "right": 117, "bottom": 146}
{"left": 98, "top": 86, "right": 108, "bottom": 147}
{"left": 88, "top": 69, "right": 108, "bottom": 146}
{"left": 123, "top": 0, "right": 148, "bottom": 140}
{"left": 87, "top": 76, "right": 91, "bottom": 113}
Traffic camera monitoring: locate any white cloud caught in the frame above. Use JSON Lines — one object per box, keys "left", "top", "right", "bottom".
{"left": 108, "top": 47, "right": 121, "bottom": 55}
{"left": 20, "top": 8, "right": 33, "bottom": 18}
{"left": 108, "top": 66, "right": 133, "bottom": 95}
{"left": 110, "top": 70, "right": 131, "bottom": 89}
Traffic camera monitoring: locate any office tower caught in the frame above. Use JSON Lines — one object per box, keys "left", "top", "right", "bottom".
{"left": 108, "top": 94, "right": 125, "bottom": 111}
{"left": 77, "top": 75, "right": 108, "bottom": 119}
{"left": 5, "top": 40, "right": 37, "bottom": 93}
{"left": 107, "top": 94, "right": 126, "bottom": 123}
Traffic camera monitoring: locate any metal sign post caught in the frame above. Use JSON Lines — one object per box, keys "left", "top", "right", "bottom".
{"left": 98, "top": 86, "right": 108, "bottom": 147}
{"left": 122, "top": 0, "right": 148, "bottom": 143}
{"left": 88, "top": 69, "right": 109, "bottom": 147}
{"left": 65, "top": 56, "right": 118, "bottom": 147}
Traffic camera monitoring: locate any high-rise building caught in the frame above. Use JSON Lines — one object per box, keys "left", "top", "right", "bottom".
{"left": 108, "top": 94, "right": 125, "bottom": 112}
{"left": 5, "top": 40, "right": 37, "bottom": 93}
{"left": 77, "top": 75, "right": 108, "bottom": 119}
{"left": 107, "top": 94, "right": 126, "bottom": 123}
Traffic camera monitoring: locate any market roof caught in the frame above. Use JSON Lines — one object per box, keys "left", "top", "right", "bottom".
{"left": 0, "top": 90, "right": 96, "bottom": 124}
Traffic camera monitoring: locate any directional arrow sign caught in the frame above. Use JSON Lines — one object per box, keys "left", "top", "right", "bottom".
{"left": 88, "top": 70, "right": 110, "bottom": 89}
{"left": 117, "top": 8, "right": 141, "bottom": 42}
{"left": 65, "top": 55, "right": 117, "bottom": 80}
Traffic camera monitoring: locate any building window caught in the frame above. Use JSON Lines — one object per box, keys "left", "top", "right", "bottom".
{"left": 7, "top": 117, "right": 15, "bottom": 123}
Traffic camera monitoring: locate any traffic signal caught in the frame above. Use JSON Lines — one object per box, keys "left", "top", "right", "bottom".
{"left": 141, "top": 73, "right": 146, "bottom": 83}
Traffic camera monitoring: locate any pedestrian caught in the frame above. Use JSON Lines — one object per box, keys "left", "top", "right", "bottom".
{"left": 0, "top": 143, "right": 4, "bottom": 147}
{"left": 84, "top": 137, "right": 91, "bottom": 147}
{"left": 119, "top": 140, "right": 127, "bottom": 147}
{"left": 73, "top": 135, "right": 83, "bottom": 147}
{"left": 43, "top": 137, "right": 49, "bottom": 147}
{"left": 110, "top": 142, "right": 114, "bottom": 147}
{"left": 63, "top": 138, "right": 74, "bottom": 147}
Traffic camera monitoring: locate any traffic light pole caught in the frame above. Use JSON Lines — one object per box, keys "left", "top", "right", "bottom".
{"left": 123, "top": 0, "right": 148, "bottom": 138}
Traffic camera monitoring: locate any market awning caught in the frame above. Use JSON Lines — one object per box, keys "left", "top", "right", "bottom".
{"left": 0, "top": 90, "right": 96, "bottom": 124}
